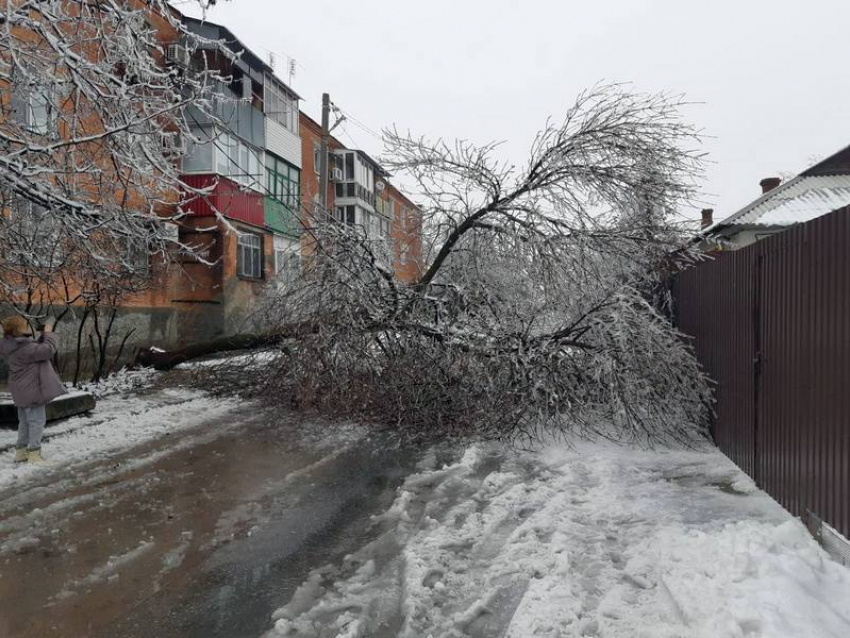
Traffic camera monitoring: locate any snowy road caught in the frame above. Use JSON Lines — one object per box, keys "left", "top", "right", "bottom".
{"left": 1, "top": 374, "right": 849, "bottom": 638}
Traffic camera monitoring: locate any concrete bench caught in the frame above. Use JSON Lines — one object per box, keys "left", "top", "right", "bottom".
{"left": 0, "top": 391, "right": 97, "bottom": 428}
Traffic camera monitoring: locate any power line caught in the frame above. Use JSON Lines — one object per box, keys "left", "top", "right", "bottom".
{"left": 335, "top": 107, "right": 384, "bottom": 143}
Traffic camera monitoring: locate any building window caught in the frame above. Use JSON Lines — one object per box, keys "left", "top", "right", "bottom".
{"left": 237, "top": 232, "right": 263, "bottom": 279}
{"left": 124, "top": 236, "right": 151, "bottom": 277}
{"left": 5, "top": 197, "right": 64, "bottom": 268}
{"left": 266, "top": 154, "right": 300, "bottom": 212}
{"left": 273, "top": 235, "right": 300, "bottom": 280}
{"left": 18, "top": 84, "right": 58, "bottom": 136}
{"left": 264, "top": 79, "right": 298, "bottom": 134}
{"left": 214, "top": 131, "right": 263, "bottom": 190}
{"left": 336, "top": 205, "right": 356, "bottom": 226}
{"left": 183, "top": 127, "right": 214, "bottom": 172}
{"left": 335, "top": 182, "right": 356, "bottom": 198}
{"left": 28, "top": 91, "right": 54, "bottom": 135}
{"left": 399, "top": 243, "right": 409, "bottom": 265}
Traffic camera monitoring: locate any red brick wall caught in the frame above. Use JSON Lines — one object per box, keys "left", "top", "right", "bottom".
{"left": 387, "top": 184, "right": 423, "bottom": 283}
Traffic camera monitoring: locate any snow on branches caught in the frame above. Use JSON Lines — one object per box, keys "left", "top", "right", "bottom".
{"left": 255, "top": 86, "right": 712, "bottom": 445}
{"left": 0, "top": 0, "right": 223, "bottom": 306}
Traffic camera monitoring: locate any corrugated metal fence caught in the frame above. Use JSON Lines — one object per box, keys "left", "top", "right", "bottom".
{"left": 676, "top": 206, "right": 850, "bottom": 540}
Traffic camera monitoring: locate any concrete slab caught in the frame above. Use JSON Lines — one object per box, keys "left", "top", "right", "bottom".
{"left": 0, "top": 391, "right": 96, "bottom": 428}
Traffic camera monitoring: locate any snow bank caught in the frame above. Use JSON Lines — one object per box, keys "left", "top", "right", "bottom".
{"left": 77, "top": 367, "right": 157, "bottom": 399}
{"left": 0, "top": 373, "right": 239, "bottom": 490}
{"left": 266, "top": 441, "right": 850, "bottom": 638}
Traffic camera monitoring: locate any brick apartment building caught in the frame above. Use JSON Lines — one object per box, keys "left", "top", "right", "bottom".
{"left": 299, "top": 113, "right": 422, "bottom": 283}
{"left": 114, "top": 16, "right": 422, "bottom": 350}
{"left": 1, "top": 8, "right": 423, "bottom": 368}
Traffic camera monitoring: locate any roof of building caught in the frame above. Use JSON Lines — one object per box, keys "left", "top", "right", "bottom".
{"left": 355, "top": 149, "right": 390, "bottom": 178}
{"left": 181, "top": 15, "right": 302, "bottom": 100}
{"left": 705, "top": 143, "right": 850, "bottom": 235}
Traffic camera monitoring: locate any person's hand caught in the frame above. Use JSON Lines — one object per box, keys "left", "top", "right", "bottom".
{"left": 43, "top": 323, "right": 52, "bottom": 334}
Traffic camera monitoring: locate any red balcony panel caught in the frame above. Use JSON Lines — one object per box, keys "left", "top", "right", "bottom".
{"left": 181, "top": 174, "right": 265, "bottom": 227}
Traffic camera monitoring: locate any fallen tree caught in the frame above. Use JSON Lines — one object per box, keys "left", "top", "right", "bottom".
{"left": 200, "top": 86, "right": 714, "bottom": 445}
{"left": 135, "top": 333, "right": 277, "bottom": 371}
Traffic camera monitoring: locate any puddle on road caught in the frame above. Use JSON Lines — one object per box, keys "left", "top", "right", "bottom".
{"left": 0, "top": 412, "right": 427, "bottom": 638}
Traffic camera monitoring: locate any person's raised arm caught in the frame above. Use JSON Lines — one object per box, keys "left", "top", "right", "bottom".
{"left": 27, "top": 331, "right": 58, "bottom": 362}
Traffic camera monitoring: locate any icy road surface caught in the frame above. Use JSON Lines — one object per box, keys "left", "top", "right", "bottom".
{"left": 0, "top": 374, "right": 430, "bottom": 638}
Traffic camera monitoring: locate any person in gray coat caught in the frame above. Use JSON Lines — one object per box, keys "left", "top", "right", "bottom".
{"left": 0, "top": 316, "right": 66, "bottom": 463}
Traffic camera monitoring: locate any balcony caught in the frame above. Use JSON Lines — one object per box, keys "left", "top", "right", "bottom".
{"left": 182, "top": 174, "right": 265, "bottom": 227}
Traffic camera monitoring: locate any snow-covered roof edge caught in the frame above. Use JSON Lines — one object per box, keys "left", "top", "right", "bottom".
{"left": 701, "top": 142, "right": 850, "bottom": 235}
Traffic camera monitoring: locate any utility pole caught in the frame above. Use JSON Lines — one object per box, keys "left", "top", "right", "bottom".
{"left": 318, "top": 93, "right": 330, "bottom": 212}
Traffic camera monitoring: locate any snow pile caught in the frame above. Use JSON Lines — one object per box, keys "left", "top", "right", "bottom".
{"left": 266, "top": 442, "right": 850, "bottom": 638}
{"left": 630, "top": 520, "right": 850, "bottom": 637}
{"left": 175, "top": 349, "right": 281, "bottom": 371}
{"left": 78, "top": 367, "right": 157, "bottom": 399}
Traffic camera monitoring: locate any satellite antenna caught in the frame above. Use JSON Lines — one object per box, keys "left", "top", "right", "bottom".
{"left": 268, "top": 51, "right": 276, "bottom": 70}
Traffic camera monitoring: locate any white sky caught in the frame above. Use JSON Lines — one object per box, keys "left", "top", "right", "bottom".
{"left": 180, "top": 0, "right": 850, "bottom": 226}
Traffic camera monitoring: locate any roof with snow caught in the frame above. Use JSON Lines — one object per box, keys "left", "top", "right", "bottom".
{"left": 705, "top": 144, "right": 850, "bottom": 234}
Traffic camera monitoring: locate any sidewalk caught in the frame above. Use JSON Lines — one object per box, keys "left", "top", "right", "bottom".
{"left": 268, "top": 441, "right": 850, "bottom": 638}
{"left": 0, "top": 369, "right": 239, "bottom": 489}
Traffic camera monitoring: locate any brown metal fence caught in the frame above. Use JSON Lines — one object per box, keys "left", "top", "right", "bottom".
{"left": 676, "top": 206, "right": 850, "bottom": 540}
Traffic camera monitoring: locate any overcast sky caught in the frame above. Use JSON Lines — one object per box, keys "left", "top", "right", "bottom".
{"left": 180, "top": 0, "right": 850, "bottom": 225}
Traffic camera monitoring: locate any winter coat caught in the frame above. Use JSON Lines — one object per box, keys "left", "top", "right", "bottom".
{"left": 0, "top": 333, "right": 66, "bottom": 408}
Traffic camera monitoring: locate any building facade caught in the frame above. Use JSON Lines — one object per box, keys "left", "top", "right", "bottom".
{"left": 171, "top": 16, "right": 303, "bottom": 339}
{"left": 2, "top": 8, "right": 423, "bottom": 371}
{"left": 298, "top": 112, "right": 422, "bottom": 281}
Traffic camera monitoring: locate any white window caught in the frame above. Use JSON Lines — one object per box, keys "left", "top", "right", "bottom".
{"left": 273, "top": 235, "right": 300, "bottom": 280}
{"left": 240, "top": 143, "right": 250, "bottom": 181}
{"left": 336, "top": 205, "right": 355, "bottom": 226}
{"left": 183, "top": 130, "right": 213, "bottom": 172}
{"left": 216, "top": 132, "right": 232, "bottom": 175}
{"left": 399, "top": 243, "right": 409, "bottom": 266}
{"left": 264, "top": 79, "right": 298, "bottom": 133}
{"left": 27, "top": 90, "right": 54, "bottom": 135}
{"left": 213, "top": 131, "right": 263, "bottom": 189}
{"left": 237, "top": 232, "right": 263, "bottom": 279}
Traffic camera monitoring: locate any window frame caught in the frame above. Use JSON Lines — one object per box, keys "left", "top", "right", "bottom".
{"left": 5, "top": 196, "right": 65, "bottom": 268}
{"left": 273, "top": 235, "right": 301, "bottom": 281}
{"left": 236, "top": 231, "right": 264, "bottom": 280}
{"left": 264, "top": 78, "right": 299, "bottom": 134}
{"left": 266, "top": 154, "right": 301, "bottom": 212}
{"left": 206, "top": 130, "right": 264, "bottom": 190}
